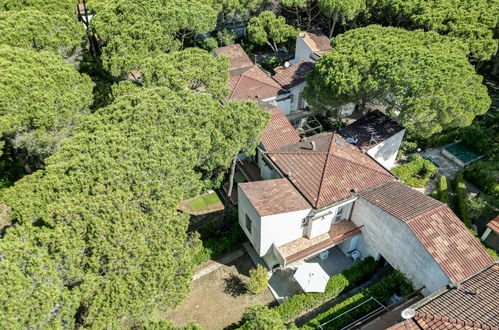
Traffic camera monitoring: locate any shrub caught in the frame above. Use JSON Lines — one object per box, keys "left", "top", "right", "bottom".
{"left": 201, "top": 37, "right": 218, "bottom": 50}
{"left": 464, "top": 157, "right": 499, "bottom": 198}
{"left": 239, "top": 305, "right": 286, "bottom": 330}
{"left": 217, "top": 29, "right": 236, "bottom": 47}
{"left": 433, "top": 131, "right": 459, "bottom": 147}
{"left": 486, "top": 248, "right": 498, "bottom": 259}
{"left": 306, "top": 271, "right": 413, "bottom": 329}
{"left": 454, "top": 171, "right": 471, "bottom": 227}
{"left": 275, "top": 257, "right": 379, "bottom": 321}
{"left": 397, "top": 141, "right": 418, "bottom": 160}
{"left": 248, "top": 265, "right": 269, "bottom": 294}
{"left": 391, "top": 158, "right": 438, "bottom": 188}
{"left": 467, "top": 194, "right": 498, "bottom": 224}
{"left": 437, "top": 176, "right": 449, "bottom": 204}
{"left": 407, "top": 153, "right": 422, "bottom": 162}
{"left": 193, "top": 224, "right": 247, "bottom": 264}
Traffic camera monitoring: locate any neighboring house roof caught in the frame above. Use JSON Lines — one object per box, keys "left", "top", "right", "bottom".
{"left": 228, "top": 65, "right": 287, "bottom": 100}
{"left": 299, "top": 30, "right": 332, "bottom": 57}
{"left": 388, "top": 262, "right": 499, "bottom": 330}
{"left": 272, "top": 61, "right": 315, "bottom": 90}
{"left": 266, "top": 133, "right": 394, "bottom": 208}
{"left": 341, "top": 110, "right": 405, "bottom": 150}
{"left": 361, "top": 181, "right": 494, "bottom": 283}
{"left": 239, "top": 178, "right": 310, "bottom": 216}
{"left": 487, "top": 215, "right": 499, "bottom": 234}
{"left": 214, "top": 44, "right": 253, "bottom": 74}
{"left": 260, "top": 107, "right": 301, "bottom": 151}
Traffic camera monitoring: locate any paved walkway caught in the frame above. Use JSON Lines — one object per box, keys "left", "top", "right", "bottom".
{"left": 192, "top": 248, "right": 244, "bottom": 281}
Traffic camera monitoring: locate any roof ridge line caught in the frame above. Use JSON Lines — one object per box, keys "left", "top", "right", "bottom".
{"left": 266, "top": 150, "right": 328, "bottom": 156}
{"left": 243, "top": 66, "right": 287, "bottom": 90}
{"left": 229, "top": 74, "right": 243, "bottom": 99}
{"left": 315, "top": 134, "right": 337, "bottom": 208}
{"left": 406, "top": 203, "right": 447, "bottom": 224}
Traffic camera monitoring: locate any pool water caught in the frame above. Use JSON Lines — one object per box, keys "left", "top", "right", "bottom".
{"left": 443, "top": 142, "right": 481, "bottom": 165}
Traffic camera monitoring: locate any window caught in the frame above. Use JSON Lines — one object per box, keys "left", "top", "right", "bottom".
{"left": 334, "top": 206, "right": 344, "bottom": 223}
{"left": 297, "top": 92, "right": 305, "bottom": 109}
{"left": 245, "top": 214, "right": 252, "bottom": 234}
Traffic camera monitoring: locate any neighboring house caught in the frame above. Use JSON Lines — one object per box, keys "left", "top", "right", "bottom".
{"left": 340, "top": 110, "right": 406, "bottom": 169}
{"left": 388, "top": 261, "right": 498, "bottom": 329}
{"left": 481, "top": 215, "right": 499, "bottom": 251}
{"left": 272, "top": 61, "right": 315, "bottom": 115}
{"left": 237, "top": 130, "right": 493, "bottom": 296}
{"left": 294, "top": 30, "right": 332, "bottom": 62}
{"left": 214, "top": 44, "right": 290, "bottom": 109}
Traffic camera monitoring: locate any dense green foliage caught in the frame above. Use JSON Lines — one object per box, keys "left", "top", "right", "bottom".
{"left": 0, "top": 0, "right": 76, "bottom": 16}
{"left": 305, "top": 271, "right": 413, "bottom": 329}
{"left": 248, "top": 11, "right": 298, "bottom": 52}
{"left": 391, "top": 157, "right": 438, "bottom": 188}
{"left": 371, "top": 0, "right": 499, "bottom": 61}
{"left": 248, "top": 265, "right": 269, "bottom": 294}
{"left": 467, "top": 194, "right": 499, "bottom": 225}
{"left": 0, "top": 84, "right": 268, "bottom": 327}
{"left": 0, "top": 46, "right": 93, "bottom": 172}
{"left": 0, "top": 10, "right": 86, "bottom": 63}
{"left": 438, "top": 176, "right": 450, "bottom": 205}
{"left": 305, "top": 25, "right": 491, "bottom": 138}
{"left": 316, "top": 0, "right": 366, "bottom": 37}
{"left": 239, "top": 305, "right": 287, "bottom": 330}
{"left": 193, "top": 224, "right": 247, "bottom": 264}
{"left": 89, "top": 0, "right": 218, "bottom": 77}
{"left": 453, "top": 171, "right": 472, "bottom": 227}
{"left": 465, "top": 157, "right": 499, "bottom": 199}
{"left": 275, "top": 257, "right": 379, "bottom": 321}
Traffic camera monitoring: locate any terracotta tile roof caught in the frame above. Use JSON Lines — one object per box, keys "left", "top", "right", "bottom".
{"left": 260, "top": 107, "right": 301, "bottom": 151}
{"left": 238, "top": 178, "right": 310, "bottom": 217}
{"left": 299, "top": 30, "right": 332, "bottom": 53}
{"left": 276, "top": 220, "right": 361, "bottom": 265}
{"left": 361, "top": 181, "right": 494, "bottom": 283}
{"left": 266, "top": 133, "right": 394, "bottom": 208}
{"left": 389, "top": 262, "right": 499, "bottom": 330}
{"left": 341, "top": 110, "right": 405, "bottom": 150}
{"left": 360, "top": 181, "right": 443, "bottom": 222}
{"left": 213, "top": 44, "right": 253, "bottom": 74}
{"left": 387, "top": 319, "right": 421, "bottom": 329}
{"left": 227, "top": 65, "right": 287, "bottom": 101}
{"left": 487, "top": 215, "right": 499, "bottom": 234}
{"left": 272, "top": 61, "right": 315, "bottom": 89}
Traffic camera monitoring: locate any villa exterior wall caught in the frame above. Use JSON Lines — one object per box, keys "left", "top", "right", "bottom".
{"left": 351, "top": 197, "right": 451, "bottom": 295}
{"left": 295, "top": 36, "right": 313, "bottom": 61}
{"left": 367, "top": 129, "right": 405, "bottom": 169}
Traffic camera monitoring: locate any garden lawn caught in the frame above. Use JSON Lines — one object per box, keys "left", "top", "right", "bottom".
{"left": 186, "top": 192, "right": 222, "bottom": 212}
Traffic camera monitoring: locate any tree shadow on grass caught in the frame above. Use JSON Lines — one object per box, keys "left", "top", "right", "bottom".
{"left": 223, "top": 273, "right": 247, "bottom": 297}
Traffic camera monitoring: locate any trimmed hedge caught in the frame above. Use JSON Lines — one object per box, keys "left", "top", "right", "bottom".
{"left": 437, "top": 176, "right": 449, "bottom": 204}
{"left": 453, "top": 171, "right": 471, "bottom": 228}
{"left": 275, "top": 257, "right": 380, "bottom": 321}
{"left": 391, "top": 158, "right": 438, "bottom": 188}
{"left": 305, "top": 271, "right": 413, "bottom": 329}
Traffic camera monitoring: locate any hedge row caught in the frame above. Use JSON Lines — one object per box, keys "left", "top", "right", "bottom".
{"left": 464, "top": 157, "right": 499, "bottom": 199}
{"left": 391, "top": 157, "right": 438, "bottom": 188}
{"left": 453, "top": 171, "right": 471, "bottom": 228}
{"left": 437, "top": 175, "right": 449, "bottom": 204}
{"left": 275, "top": 257, "right": 380, "bottom": 321}
{"left": 304, "top": 271, "right": 413, "bottom": 329}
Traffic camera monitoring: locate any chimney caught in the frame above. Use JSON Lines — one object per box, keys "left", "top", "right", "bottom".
{"left": 311, "top": 141, "right": 316, "bottom": 151}
{"left": 474, "top": 289, "right": 480, "bottom": 296}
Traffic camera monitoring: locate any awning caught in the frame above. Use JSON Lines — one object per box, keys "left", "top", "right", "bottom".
{"left": 293, "top": 262, "right": 330, "bottom": 293}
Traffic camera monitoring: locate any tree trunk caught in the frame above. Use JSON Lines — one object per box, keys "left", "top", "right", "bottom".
{"left": 329, "top": 14, "right": 338, "bottom": 38}
{"left": 226, "top": 156, "right": 237, "bottom": 199}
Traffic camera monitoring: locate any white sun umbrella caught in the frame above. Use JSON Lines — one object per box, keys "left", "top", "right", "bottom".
{"left": 293, "top": 262, "right": 330, "bottom": 293}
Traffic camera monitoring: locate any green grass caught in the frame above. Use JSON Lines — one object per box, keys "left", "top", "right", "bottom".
{"left": 187, "top": 192, "right": 221, "bottom": 211}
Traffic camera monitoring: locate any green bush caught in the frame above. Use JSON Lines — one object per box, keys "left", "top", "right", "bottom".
{"left": 464, "top": 157, "right": 499, "bottom": 198}
{"left": 193, "top": 224, "right": 247, "bottom": 264}
{"left": 406, "top": 153, "right": 422, "bottom": 162}
{"left": 397, "top": 141, "right": 418, "bottom": 159}
{"left": 486, "top": 248, "right": 498, "bottom": 259}
{"left": 275, "top": 257, "right": 379, "bottom": 321}
{"left": 201, "top": 37, "right": 218, "bottom": 50}
{"left": 306, "top": 271, "right": 413, "bottom": 329}
{"left": 433, "top": 131, "right": 459, "bottom": 147}
{"left": 391, "top": 158, "right": 437, "bottom": 188}
{"left": 453, "top": 171, "right": 471, "bottom": 227}
{"left": 437, "top": 176, "right": 449, "bottom": 204}
{"left": 217, "top": 29, "right": 236, "bottom": 47}
{"left": 239, "top": 305, "right": 286, "bottom": 330}
{"left": 248, "top": 265, "right": 269, "bottom": 294}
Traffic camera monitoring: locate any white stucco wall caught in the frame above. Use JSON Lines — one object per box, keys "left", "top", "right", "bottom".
{"left": 257, "top": 150, "right": 280, "bottom": 180}
{"left": 295, "top": 36, "right": 313, "bottom": 61}
{"left": 238, "top": 187, "right": 262, "bottom": 252}
{"left": 350, "top": 197, "right": 451, "bottom": 295}
{"left": 367, "top": 129, "right": 405, "bottom": 169}
{"left": 260, "top": 208, "right": 312, "bottom": 256}
{"left": 306, "top": 200, "right": 355, "bottom": 238}
{"left": 288, "top": 83, "right": 308, "bottom": 112}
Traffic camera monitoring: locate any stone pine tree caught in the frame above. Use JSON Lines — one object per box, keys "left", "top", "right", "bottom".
{"left": 0, "top": 46, "right": 93, "bottom": 173}
{"left": 316, "top": 0, "right": 366, "bottom": 37}
{"left": 304, "top": 25, "right": 491, "bottom": 138}
{"left": 248, "top": 11, "right": 298, "bottom": 52}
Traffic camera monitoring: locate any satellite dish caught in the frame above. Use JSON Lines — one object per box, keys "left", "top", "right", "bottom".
{"left": 401, "top": 308, "right": 416, "bottom": 320}
{"left": 284, "top": 61, "right": 291, "bottom": 68}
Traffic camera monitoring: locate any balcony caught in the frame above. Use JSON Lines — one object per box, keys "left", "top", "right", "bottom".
{"left": 275, "top": 220, "right": 362, "bottom": 266}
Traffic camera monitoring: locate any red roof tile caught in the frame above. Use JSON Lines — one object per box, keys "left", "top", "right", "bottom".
{"left": 361, "top": 181, "right": 494, "bottom": 283}
{"left": 260, "top": 107, "right": 301, "bottom": 151}
{"left": 267, "top": 133, "right": 393, "bottom": 208}
{"left": 272, "top": 61, "right": 315, "bottom": 89}
{"left": 214, "top": 44, "right": 253, "bottom": 73}
{"left": 487, "top": 215, "right": 499, "bottom": 234}
{"left": 299, "top": 30, "right": 332, "bottom": 53}
{"left": 228, "top": 66, "right": 287, "bottom": 101}
{"left": 238, "top": 178, "right": 310, "bottom": 216}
